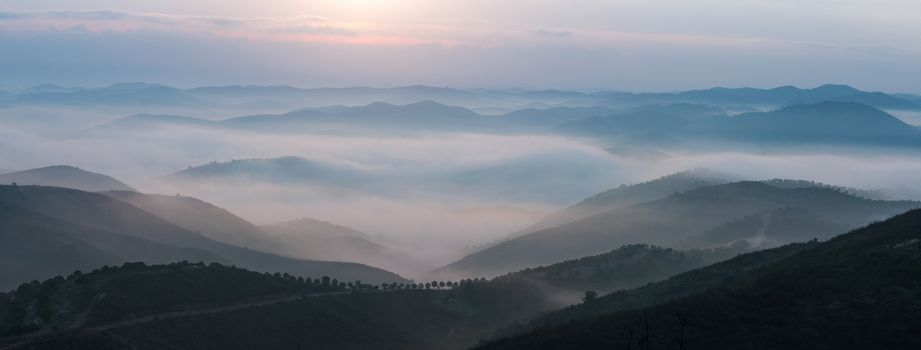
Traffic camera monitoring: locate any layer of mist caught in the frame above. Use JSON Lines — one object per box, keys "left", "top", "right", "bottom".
{"left": 3, "top": 84, "right": 921, "bottom": 278}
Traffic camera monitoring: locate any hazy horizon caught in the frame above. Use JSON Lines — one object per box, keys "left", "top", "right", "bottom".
{"left": 2, "top": 0, "right": 921, "bottom": 93}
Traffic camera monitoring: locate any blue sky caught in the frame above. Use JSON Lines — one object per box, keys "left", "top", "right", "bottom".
{"left": 1, "top": 0, "right": 919, "bottom": 92}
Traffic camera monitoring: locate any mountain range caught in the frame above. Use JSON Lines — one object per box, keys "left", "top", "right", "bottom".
{"left": 603, "top": 84, "right": 921, "bottom": 110}
{"left": 558, "top": 101, "right": 921, "bottom": 147}
{"left": 87, "top": 99, "right": 921, "bottom": 150}
{"left": 5, "top": 83, "right": 919, "bottom": 112}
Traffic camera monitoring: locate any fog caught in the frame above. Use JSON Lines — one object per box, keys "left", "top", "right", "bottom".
{"left": 2, "top": 107, "right": 920, "bottom": 274}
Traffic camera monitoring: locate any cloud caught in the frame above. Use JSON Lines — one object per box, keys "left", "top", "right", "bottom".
{"left": 270, "top": 24, "right": 357, "bottom": 37}
{"left": 0, "top": 9, "right": 357, "bottom": 37}
{"left": 0, "top": 9, "right": 178, "bottom": 23}
{"left": 529, "top": 29, "right": 572, "bottom": 37}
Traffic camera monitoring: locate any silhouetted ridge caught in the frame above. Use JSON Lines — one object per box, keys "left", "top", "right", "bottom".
{"left": 475, "top": 209, "right": 921, "bottom": 350}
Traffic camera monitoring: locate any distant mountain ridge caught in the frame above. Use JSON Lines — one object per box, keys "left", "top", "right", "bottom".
{"left": 713, "top": 101, "right": 921, "bottom": 144}
{"left": 604, "top": 84, "right": 920, "bottom": 110}
{"left": 5, "top": 83, "right": 916, "bottom": 113}
{"left": 559, "top": 101, "right": 921, "bottom": 147}
{"left": 89, "top": 100, "right": 492, "bottom": 134}
{"left": 6, "top": 83, "right": 206, "bottom": 107}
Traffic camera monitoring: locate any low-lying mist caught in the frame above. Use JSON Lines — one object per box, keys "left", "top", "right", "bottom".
{"left": 3, "top": 106, "right": 921, "bottom": 276}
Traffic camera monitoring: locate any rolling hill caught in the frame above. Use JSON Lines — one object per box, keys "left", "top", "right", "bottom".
{"left": 259, "top": 218, "right": 413, "bottom": 271}
{"left": 0, "top": 261, "right": 347, "bottom": 339}
{"left": 165, "top": 157, "right": 369, "bottom": 188}
{"left": 7, "top": 207, "right": 914, "bottom": 349}
{"left": 103, "top": 191, "right": 421, "bottom": 275}
{"left": 476, "top": 208, "right": 921, "bottom": 350}
{"left": 0, "top": 202, "right": 224, "bottom": 290}
{"left": 0, "top": 185, "right": 406, "bottom": 284}
{"left": 491, "top": 244, "right": 743, "bottom": 297}
{"left": 0, "top": 263, "right": 564, "bottom": 350}
{"left": 518, "top": 169, "right": 735, "bottom": 234}
{"left": 438, "top": 181, "right": 919, "bottom": 278}
{"left": 0, "top": 166, "right": 135, "bottom": 192}
{"left": 102, "top": 191, "right": 278, "bottom": 252}
{"left": 712, "top": 101, "right": 921, "bottom": 145}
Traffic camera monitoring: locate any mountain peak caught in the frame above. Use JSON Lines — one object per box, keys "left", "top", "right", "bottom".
{"left": 813, "top": 83, "right": 860, "bottom": 94}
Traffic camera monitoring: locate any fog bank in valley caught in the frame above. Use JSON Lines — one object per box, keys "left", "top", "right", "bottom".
{"left": 3, "top": 100, "right": 921, "bottom": 273}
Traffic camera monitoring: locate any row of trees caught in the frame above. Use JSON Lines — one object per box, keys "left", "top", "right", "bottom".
{"left": 260, "top": 272, "right": 491, "bottom": 293}
{"left": 253, "top": 267, "right": 494, "bottom": 294}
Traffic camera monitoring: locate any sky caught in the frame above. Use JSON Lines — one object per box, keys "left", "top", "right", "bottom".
{"left": 1, "top": 0, "right": 920, "bottom": 92}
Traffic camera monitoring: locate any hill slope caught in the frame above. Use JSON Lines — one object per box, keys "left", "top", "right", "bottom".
{"left": 0, "top": 261, "right": 347, "bottom": 339}
{"left": 0, "top": 203, "right": 225, "bottom": 290}
{"left": 0, "top": 166, "right": 135, "bottom": 192}
{"left": 102, "top": 191, "right": 277, "bottom": 252}
{"left": 259, "top": 218, "right": 416, "bottom": 272}
{"left": 476, "top": 208, "right": 921, "bottom": 350}
{"left": 0, "top": 185, "right": 405, "bottom": 284}
{"left": 0, "top": 265, "right": 563, "bottom": 350}
{"left": 519, "top": 169, "right": 735, "bottom": 234}
{"left": 492, "top": 244, "right": 743, "bottom": 298}
{"left": 440, "top": 181, "right": 918, "bottom": 278}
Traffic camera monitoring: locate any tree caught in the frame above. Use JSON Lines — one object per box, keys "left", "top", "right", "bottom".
{"left": 621, "top": 328, "right": 635, "bottom": 350}
{"left": 639, "top": 311, "right": 651, "bottom": 350}
{"left": 674, "top": 313, "right": 692, "bottom": 350}
{"left": 582, "top": 290, "right": 598, "bottom": 303}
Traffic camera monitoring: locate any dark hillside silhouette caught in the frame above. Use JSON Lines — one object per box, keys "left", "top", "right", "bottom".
{"left": 476, "top": 209, "right": 921, "bottom": 350}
